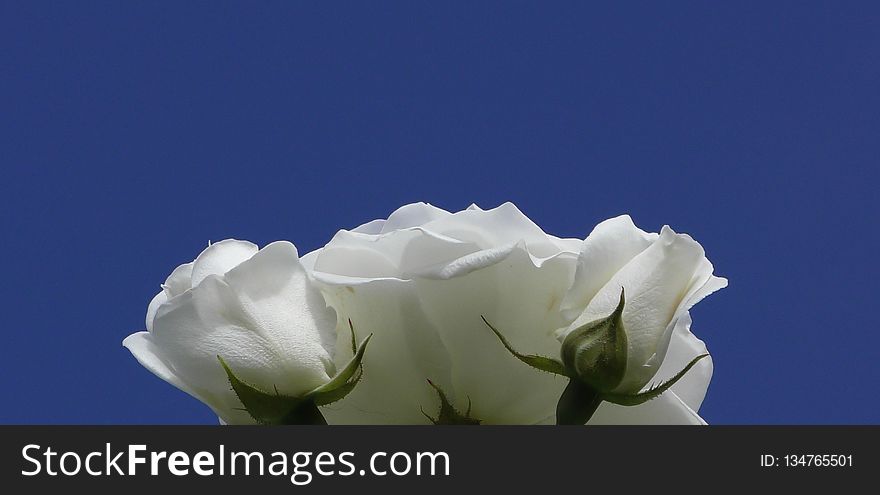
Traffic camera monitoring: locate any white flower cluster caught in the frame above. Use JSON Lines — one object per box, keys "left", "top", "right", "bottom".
{"left": 124, "top": 202, "right": 726, "bottom": 425}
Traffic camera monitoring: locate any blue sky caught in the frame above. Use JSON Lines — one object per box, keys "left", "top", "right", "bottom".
{"left": 1, "top": 2, "right": 877, "bottom": 424}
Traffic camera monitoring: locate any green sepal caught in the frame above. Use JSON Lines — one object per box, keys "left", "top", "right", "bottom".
{"left": 347, "top": 318, "right": 357, "bottom": 355}
{"left": 312, "top": 368, "right": 362, "bottom": 406}
{"left": 311, "top": 320, "right": 365, "bottom": 406}
{"left": 421, "top": 379, "right": 481, "bottom": 425}
{"left": 218, "top": 356, "right": 322, "bottom": 425}
{"left": 561, "top": 288, "right": 628, "bottom": 392}
{"left": 308, "top": 331, "right": 372, "bottom": 399}
{"left": 481, "top": 315, "right": 567, "bottom": 376}
{"left": 556, "top": 378, "right": 603, "bottom": 425}
{"left": 600, "top": 354, "right": 709, "bottom": 406}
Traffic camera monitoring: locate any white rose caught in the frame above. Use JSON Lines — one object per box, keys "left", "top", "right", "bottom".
{"left": 123, "top": 239, "right": 338, "bottom": 424}
{"left": 557, "top": 215, "right": 727, "bottom": 424}
{"left": 302, "top": 202, "right": 582, "bottom": 424}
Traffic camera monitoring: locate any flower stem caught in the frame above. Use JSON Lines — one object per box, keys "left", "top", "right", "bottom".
{"left": 280, "top": 399, "right": 327, "bottom": 425}
{"left": 556, "top": 379, "right": 602, "bottom": 425}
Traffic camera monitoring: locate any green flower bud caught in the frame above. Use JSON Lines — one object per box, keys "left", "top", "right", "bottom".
{"left": 560, "top": 288, "right": 627, "bottom": 393}
{"left": 485, "top": 287, "right": 711, "bottom": 424}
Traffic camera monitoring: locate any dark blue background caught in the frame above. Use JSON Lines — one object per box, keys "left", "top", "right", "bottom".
{"left": 2, "top": 2, "right": 877, "bottom": 424}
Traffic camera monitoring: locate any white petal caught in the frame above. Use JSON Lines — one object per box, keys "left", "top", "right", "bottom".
{"left": 643, "top": 256, "right": 727, "bottom": 388}
{"left": 685, "top": 271, "right": 728, "bottom": 313}
{"left": 397, "top": 230, "right": 480, "bottom": 277}
{"left": 588, "top": 390, "right": 706, "bottom": 425}
{"left": 548, "top": 235, "right": 584, "bottom": 256}
{"left": 190, "top": 239, "right": 258, "bottom": 288}
{"left": 313, "top": 241, "right": 399, "bottom": 279}
{"left": 123, "top": 331, "right": 191, "bottom": 394}
{"left": 560, "top": 215, "right": 657, "bottom": 320}
{"left": 315, "top": 228, "right": 477, "bottom": 278}
{"left": 414, "top": 241, "right": 519, "bottom": 280}
{"left": 124, "top": 331, "right": 255, "bottom": 425}
{"left": 299, "top": 248, "right": 320, "bottom": 272}
{"left": 148, "top": 288, "right": 251, "bottom": 412}
{"left": 418, "top": 202, "right": 567, "bottom": 259}
{"left": 351, "top": 218, "right": 385, "bottom": 234}
{"left": 379, "top": 202, "right": 451, "bottom": 233}
{"left": 223, "top": 241, "right": 338, "bottom": 367}
{"left": 163, "top": 262, "right": 194, "bottom": 297}
{"left": 654, "top": 313, "right": 713, "bottom": 411}
{"left": 316, "top": 228, "right": 479, "bottom": 279}
{"left": 145, "top": 291, "right": 167, "bottom": 332}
